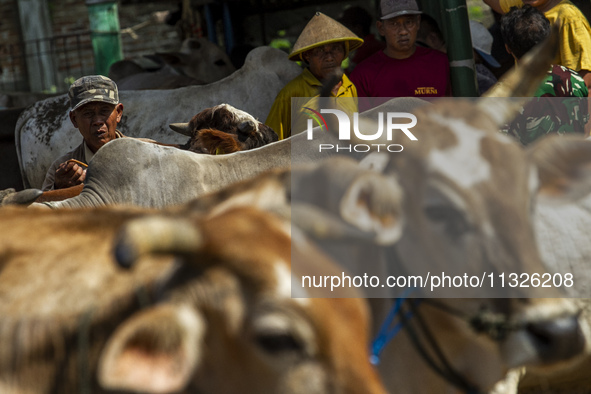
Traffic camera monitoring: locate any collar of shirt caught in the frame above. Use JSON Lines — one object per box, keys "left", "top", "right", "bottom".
{"left": 302, "top": 67, "right": 353, "bottom": 96}
{"left": 302, "top": 68, "right": 323, "bottom": 87}
{"left": 83, "top": 142, "right": 94, "bottom": 163}
{"left": 83, "top": 129, "right": 124, "bottom": 163}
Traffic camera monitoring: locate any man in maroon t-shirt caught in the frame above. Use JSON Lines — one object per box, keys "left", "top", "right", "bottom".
{"left": 350, "top": 0, "right": 451, "bottom": 107}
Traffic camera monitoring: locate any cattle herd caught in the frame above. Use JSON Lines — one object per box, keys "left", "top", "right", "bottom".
{"left": 2, "top": 32, "right": 591, "bottom": 394}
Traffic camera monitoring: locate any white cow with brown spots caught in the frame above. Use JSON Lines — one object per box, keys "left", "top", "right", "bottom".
{"left": 334, "top": 30, "right": 591, "bottom": 393}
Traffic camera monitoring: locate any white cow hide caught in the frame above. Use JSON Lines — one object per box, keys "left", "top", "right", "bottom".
{"left": 15, "top": 46, "right": 301, "bottom": 189}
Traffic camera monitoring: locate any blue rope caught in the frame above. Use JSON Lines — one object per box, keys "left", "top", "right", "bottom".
{"left": 370, "top": 287, "right": 418, "bottom": 365}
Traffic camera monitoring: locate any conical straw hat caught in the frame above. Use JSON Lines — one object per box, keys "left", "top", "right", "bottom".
{"left": 288, "top": 12, "right": 364, "bottom": 61}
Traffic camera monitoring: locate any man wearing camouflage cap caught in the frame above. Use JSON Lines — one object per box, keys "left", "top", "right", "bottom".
{"left": 42, "top": 75, "right": 125, "bottom": 191}
{"left": 265, "top": 12, "right": 363, "bottom": 140}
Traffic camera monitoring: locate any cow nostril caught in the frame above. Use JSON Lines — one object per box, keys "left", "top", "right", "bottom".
{"left": 527, "top": 316, "right": 585, "bottom": 364}
{"left": 238, "top": 121, "right": 256, "bottom": 134}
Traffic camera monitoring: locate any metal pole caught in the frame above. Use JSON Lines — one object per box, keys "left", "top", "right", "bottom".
{"left": 223, "top": 1, "right": 234, "bottom": 54}
{"left": 85, "top": 0, "right": 123, "bottom": 76}
{"left": 204, "top": 4, "right": 217, "bottom": 44}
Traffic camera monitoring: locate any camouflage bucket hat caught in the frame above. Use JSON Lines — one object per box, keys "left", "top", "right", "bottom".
{"left": 69, "top": 75, "right": 119, "bottom": 111}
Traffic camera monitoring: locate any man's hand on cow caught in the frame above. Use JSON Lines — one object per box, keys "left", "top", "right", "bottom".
{"left": 54, "top": 161, "right": 87, "bottom": 189}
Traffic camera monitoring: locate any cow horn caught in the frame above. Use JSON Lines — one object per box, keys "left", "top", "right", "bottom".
{"left": 169, "top": 123, "right": 192, "bottom": 136}
{"left": 114, "top": 216, "right": 203, "bottom": 269}
{"left": 291, "top": 202, "right": 377, "bottom": 242}
{"left": 479, "top": 23, "right": 559, "bottom": 125}
{"left": 0, "top": 188, "right": 43, "bottom": 206}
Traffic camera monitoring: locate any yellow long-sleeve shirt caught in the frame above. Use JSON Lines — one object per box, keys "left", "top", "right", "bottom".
{"left": 265, "top": 68, "right": 358, "bottom": 140}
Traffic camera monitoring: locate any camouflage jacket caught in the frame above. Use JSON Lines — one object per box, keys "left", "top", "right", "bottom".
{"left": 507, "top": 65, "right": 589, "bottom": 146}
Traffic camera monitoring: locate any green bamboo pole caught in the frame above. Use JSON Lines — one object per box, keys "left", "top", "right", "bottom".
{"left": 420, "top": 0, "right": 478, "bottom": 97}
{"left": 86, "top": 0, "right": 123, "bottom": 76}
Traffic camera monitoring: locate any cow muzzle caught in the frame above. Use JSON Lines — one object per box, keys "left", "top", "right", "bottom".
{"left": 502, "top": 313, "right": 585, "bottom": 368}
{"left": 238, "top": 120, "right": 257, "bottom": 135}
{"left": 526, "top": 315, "right": 585, "bottom": 364}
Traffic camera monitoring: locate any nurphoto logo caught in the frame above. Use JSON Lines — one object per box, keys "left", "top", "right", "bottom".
{"left": 305, "top": 108, "right": 418, "bottom": 153}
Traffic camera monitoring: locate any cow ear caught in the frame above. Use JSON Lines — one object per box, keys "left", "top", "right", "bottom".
{"left": 359, "top": 152, "right": 390, "bottom": 173}
{"left": 292, "top": 202, "right": 377, "bottom": 242}
{"left": 98, "top": 304, "right": 205, "bottom": 393}
{"left": 529, "top": 135, "right": 591, "bottom": 203}
{"left": 340, "top": 173, "right": 404, "bottom": 245}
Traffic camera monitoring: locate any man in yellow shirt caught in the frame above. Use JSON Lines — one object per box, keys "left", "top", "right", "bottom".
{"left": 265, "top": 12, "right": 363, "bottom": 140}
{"left": 483, "top": 0, "right": 591, "bottom": 93}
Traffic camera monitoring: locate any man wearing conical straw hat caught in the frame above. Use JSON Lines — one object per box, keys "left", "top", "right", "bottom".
{"left": 265, "top": 12, "right": 363, "bottom": 140}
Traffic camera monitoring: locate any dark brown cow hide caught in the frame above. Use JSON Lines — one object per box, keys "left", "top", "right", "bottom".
{"left": 172, "top": 103, "right": 278, "bottom": 154}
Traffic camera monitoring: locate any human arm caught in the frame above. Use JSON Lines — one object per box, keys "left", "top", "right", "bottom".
{"left": 482, "top": 0, "right": 522, "bottom": 14}
{"left": 578, "top": 70, "right": 591, "bottom": 96}
{"left": 578, "top": 70, "right": 591, "bottom": 136}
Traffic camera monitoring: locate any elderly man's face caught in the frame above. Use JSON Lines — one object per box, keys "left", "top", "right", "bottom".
{"left": 378, "top": 15, "right": 420, "bottom": 59}
{"left": 303, "top": 43, "right": 346, "bottom": 81}
{"left": 69, "top": 102, "right": 123, "bottom": 153}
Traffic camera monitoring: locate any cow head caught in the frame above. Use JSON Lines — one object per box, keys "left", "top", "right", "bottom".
{"left": 170, "top": 103, "right": 278, "bottom": 154}
{"left": 98, "top": 206, "right": 386, "bottom": 394}
{"left": 97, "top": 154, "right": 407, "bottom": 393}
{"left": 355, "top": 28, "right": 591, "bottom": 392}
{"left": 155, "top": 37, "right": 236, "bottom": 84}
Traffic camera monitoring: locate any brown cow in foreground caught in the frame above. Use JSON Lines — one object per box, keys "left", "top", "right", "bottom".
{"left": 0, "top": 157, "right": 396, "bottom": 394}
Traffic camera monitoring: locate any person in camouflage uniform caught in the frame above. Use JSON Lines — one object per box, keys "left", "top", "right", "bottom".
{"left": 501, "top": 5, "right": 589, "bottom": 145}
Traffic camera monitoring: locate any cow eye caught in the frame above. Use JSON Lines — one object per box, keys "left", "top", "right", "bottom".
{"left": 251, "top": 313, "right": 309, "bottom": 358}
{"left": 424, "top": 205, "right": 471, "bottom": 238}
{"left": 255, "top": 332, "right": 303, "bottom": 354}
{"left": 214, "top": 59, "right": 227, "bottom": 66}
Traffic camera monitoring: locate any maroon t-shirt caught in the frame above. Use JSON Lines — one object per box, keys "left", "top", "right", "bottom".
{"left": 351, "top": 34, "right": 386, "bottom": 67}
{"left": 350, "top": 46, "right": 451, "bottom": 99}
